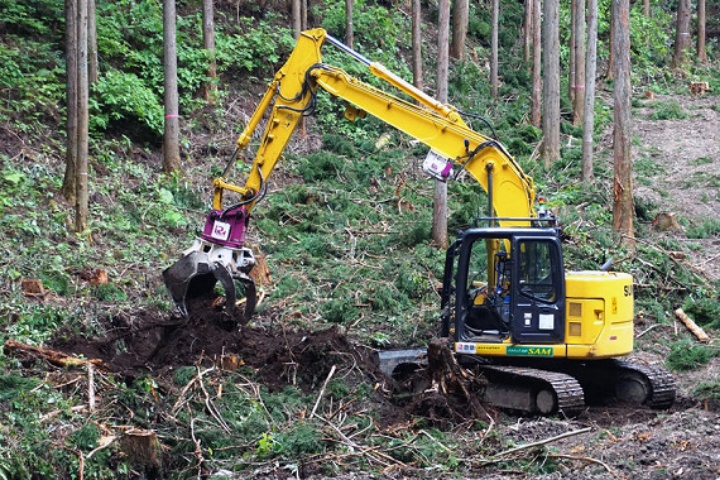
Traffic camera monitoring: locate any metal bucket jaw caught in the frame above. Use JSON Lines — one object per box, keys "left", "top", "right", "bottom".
{"left": 162, "top": 240, "right": 257, "bottom": 320}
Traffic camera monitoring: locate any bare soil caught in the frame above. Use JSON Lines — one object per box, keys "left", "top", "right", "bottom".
{"left": 633, "top": 93, "right": 720, "bottom": 280}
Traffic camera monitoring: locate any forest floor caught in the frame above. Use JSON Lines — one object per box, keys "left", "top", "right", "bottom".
{"left": 34, "top": 92, "right": 720, "bottom": 479}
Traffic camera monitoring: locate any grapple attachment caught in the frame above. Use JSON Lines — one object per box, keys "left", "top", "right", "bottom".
{"left": 163, "top": 207, "right": 257, "bottom": 321}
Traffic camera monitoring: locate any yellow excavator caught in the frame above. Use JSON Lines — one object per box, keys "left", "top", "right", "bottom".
{"left": 163, "top": 28, "right": 675, "bottom": 415}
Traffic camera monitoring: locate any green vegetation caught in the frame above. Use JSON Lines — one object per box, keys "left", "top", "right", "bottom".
{"left": 647, "top": 100, "right": 690, "bottom": 120}
{"left": 693, "top": 380, "right": 720, "bottom": 400}
{"left": 666, "top": 338, "right": 718, "bottom": 371}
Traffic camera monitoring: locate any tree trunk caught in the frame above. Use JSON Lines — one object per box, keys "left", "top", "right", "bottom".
{"left": 573, "top": 0, "right": 586, "bottom": 126}
{"left": 202, "top": 0, "right": 217, "bottom": 103}
{"left": 531, "top": 0, "right": 541, "bottom": 128}
{"left": 643, "top": 0, "right": 649, "bottom": 16}
{"left": 581, "top": 0, "right": 598, "bottom": 181}
{"left": 490, "top": 0, "right": 499, "bottom": 99}
{"left": 345, "top": 0, "right": 354, "bottom": 48}
{"left": 301, "top": 0, "right": 308, "bottom": 30}
{"left": 672, "top": 0, "right": 691, "bottom": 68}
{"left": 542, "top": 0, "right": 560, "bottom": 166}
{"left": 75, "top": 0, "right": 89, "bottom": 233}
{"left": 569, "top": 0, "right": 576, "bottom": 103}
{"left": 607, "top": 8, "right": 614, "bottom": 79}
{"left": 62, "top": 0, "right": 78, "bottom": 206}
{"left": 87, "top": 0, "right": 97, "bottom": 84}
{"left": 163, "top": 0, "right": 181, "bottom": 173}
{"left": 432, "top": 0, "right": 450, "bottom": 249}
{"left": 412, "top": 0, "right": 422, "bottom": 89}
{"left": 697, "top": 0, "right": 707, "bottom": 62}
{"left": 450, "top": 0, "right": 469, "bottom": 59}
{"left": 292, "top": 0, "right": 301, "bottom": 39}
{"left": 612, "top": 0, "right": 634, "bottom": 244}
{"left": 524, "top": 0, "right": 533, "bottom": 64}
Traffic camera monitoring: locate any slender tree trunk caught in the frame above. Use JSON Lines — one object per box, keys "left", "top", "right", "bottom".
{"left": 524, "top": 0, "right": 533, "bottom": 64}
{"left": 569, "top": 0, "right": 576, "bottom": 103}
{"left": 542, "top": 0, "right": 560, "bottom": 166}
{"left": 581, "top": 0, "right": 598, "bottom": 181}
{"left": 531, "top": 0, "right": 541, "bottom": 128}
{"left": 450, "top": 0, "right": 469, "bottom": 59}
{"left": 643, "top": 0, "right": 649, "bottom": 16}
{"left": 607, "top": 8, "right": 614, "bottom": 79}
{"left": 490, "top": 0, "right": 499, "bottom": 99}
{"left": 62, "top": 0, "right": 78, "bottom": 206}
{"left": 412, "top": 0, "right": 422, "bottom": 89}
{"left": 202, "top": 0, "right": 217, "bottom": 103}
{"left": 292, "top": 0, "right": 301, "bottom": 39}
{"left": 573, "top": 0, "right": 586, "bottom": 126}
{"left": 433, "top": 0, "right": 450, "bottom": 249}
{"left": 672, "top": 0, "right": 691, "bottom": 68}
{"left": 301, "top": 0, "right": 308, "bottom": 30}
{"left": 87, "top": 0, "right": 97, "bottom": 84}
{"left": 697, "top": 0, "right": 707, "bottom": 62}
{"left": 75, "top": 0, "right": 89, "bottom": 233}
{"left": 612, "top": 0, "right": 634, "bottom": 243}
{"left": 163, "top": 0, "right": 181, "bottom": 173}
{"left": 345, "top": 0, "right": 354, "bottom": 48}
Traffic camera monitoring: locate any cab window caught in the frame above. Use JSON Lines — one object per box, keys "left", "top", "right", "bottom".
{"left": 517, "top": 240, "right": 557, "bottom": 303}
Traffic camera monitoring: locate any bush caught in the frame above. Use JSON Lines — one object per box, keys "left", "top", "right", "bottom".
{"left": 682, "top": 297, "right": 720, "bottom": 330}
{"left": 91, "top": 70, "right": 164, "bottom": 136}
{"left": 666, "top": 338, "right": 716, "bottom": 371}
{"left": 648, "top": 100, "right": 689, "bottom": 120}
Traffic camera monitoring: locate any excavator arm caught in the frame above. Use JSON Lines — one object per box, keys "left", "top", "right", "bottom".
{"left": 164, "top": 28, "right": 538, "bottom": 319}
{"left": 217, "top": 28, "right": 535, "bottom": 222}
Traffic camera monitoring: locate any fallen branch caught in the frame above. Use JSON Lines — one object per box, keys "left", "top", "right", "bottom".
{"left": 674, "top": 308, "right": 710, "bottom": 342}
{"left": 88, "top": 363, "right": 96, "bottom": 413}
{"left": 318, "top": 416, "right": 405, "bottom": 468}
{"left": 4, "top": 340, "right": 105, "bottom": 369}
{"left": 311, "top": 365, "right": 337, "bottom": 418}
{"left": 492, "top": 427, "right": 593, "bottom": 458}
{"left": 549, "top": 453, "right": 621, "bottom": 478}
{"left": 196, "top": 366, "right": 231, "bottom": 433}
{"left": 636, "top": 323, "right": 662, "bottom": 339}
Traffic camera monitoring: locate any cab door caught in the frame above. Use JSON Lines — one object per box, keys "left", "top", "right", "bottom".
{"left": 510, "top": 237, "right": 565, "bottom": 343}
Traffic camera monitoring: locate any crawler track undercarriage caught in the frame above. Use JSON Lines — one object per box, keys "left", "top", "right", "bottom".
{"left": 381, "top": 350, "right": 676, "bottom": 416}
{"left": 462, "top": 356, "right": 676, "bottom": 415}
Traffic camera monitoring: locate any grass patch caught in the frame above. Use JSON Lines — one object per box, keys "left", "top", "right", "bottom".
{"left": 647, "top": 100, "right": 689, "bottom": 120}
{"left": 690, "top": 156, "right": 714, "bottom": 167}
{"left": 693, "top": 380, "right": 720, "bottom": 400}
{"left": 666, "top": 338, "right": 717, "bottom": 371}
{"left": 686, "top": 219, "right": 720, "bottom": 239}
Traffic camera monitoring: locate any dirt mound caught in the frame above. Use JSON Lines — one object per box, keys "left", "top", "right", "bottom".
{"left": 51, "top": 305, "right": 384, "bottom": 393}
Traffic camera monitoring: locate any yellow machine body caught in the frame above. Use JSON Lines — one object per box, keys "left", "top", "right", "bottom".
{"left": 456, "top": 272, "right": 634, "bottom": 360}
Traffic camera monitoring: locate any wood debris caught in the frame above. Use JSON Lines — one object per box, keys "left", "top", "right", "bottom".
{"left": 4, "top": 340, "right": 106, "bottom": 368}
{"left": 674, "top": 308, "right": 710, "bottom": 342}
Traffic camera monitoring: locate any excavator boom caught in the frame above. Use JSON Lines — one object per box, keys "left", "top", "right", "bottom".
{"left": 164, "top": 28, "right": 535, "bottom": 318}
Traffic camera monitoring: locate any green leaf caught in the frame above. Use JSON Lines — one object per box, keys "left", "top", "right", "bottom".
{"left": 158, "top": 188, "right": 174, "bottom": 204}
{"left": 3, "top": 171, "right": 22, "bottom": 185}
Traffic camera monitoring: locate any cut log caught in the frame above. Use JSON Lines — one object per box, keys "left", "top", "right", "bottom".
{"left": 674, "top": 308, "right": 710, "bottom": 342}
{"left": 21, "top": 278, "right": 45, "bottom": 297}
{"left": 3, "top": 340, "right": 106, "bottom": 368}
{"left": 119, "top": 429, "right": 163, "bottom": 475}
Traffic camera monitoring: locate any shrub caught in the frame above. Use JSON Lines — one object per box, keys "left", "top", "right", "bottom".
{"left": 666, "top": 338, "right": 716, "bottom": 371}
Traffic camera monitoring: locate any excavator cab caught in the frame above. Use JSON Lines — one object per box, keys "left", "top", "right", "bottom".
{"left": 442, "top": 227, "right": 566, "bottom": 345}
